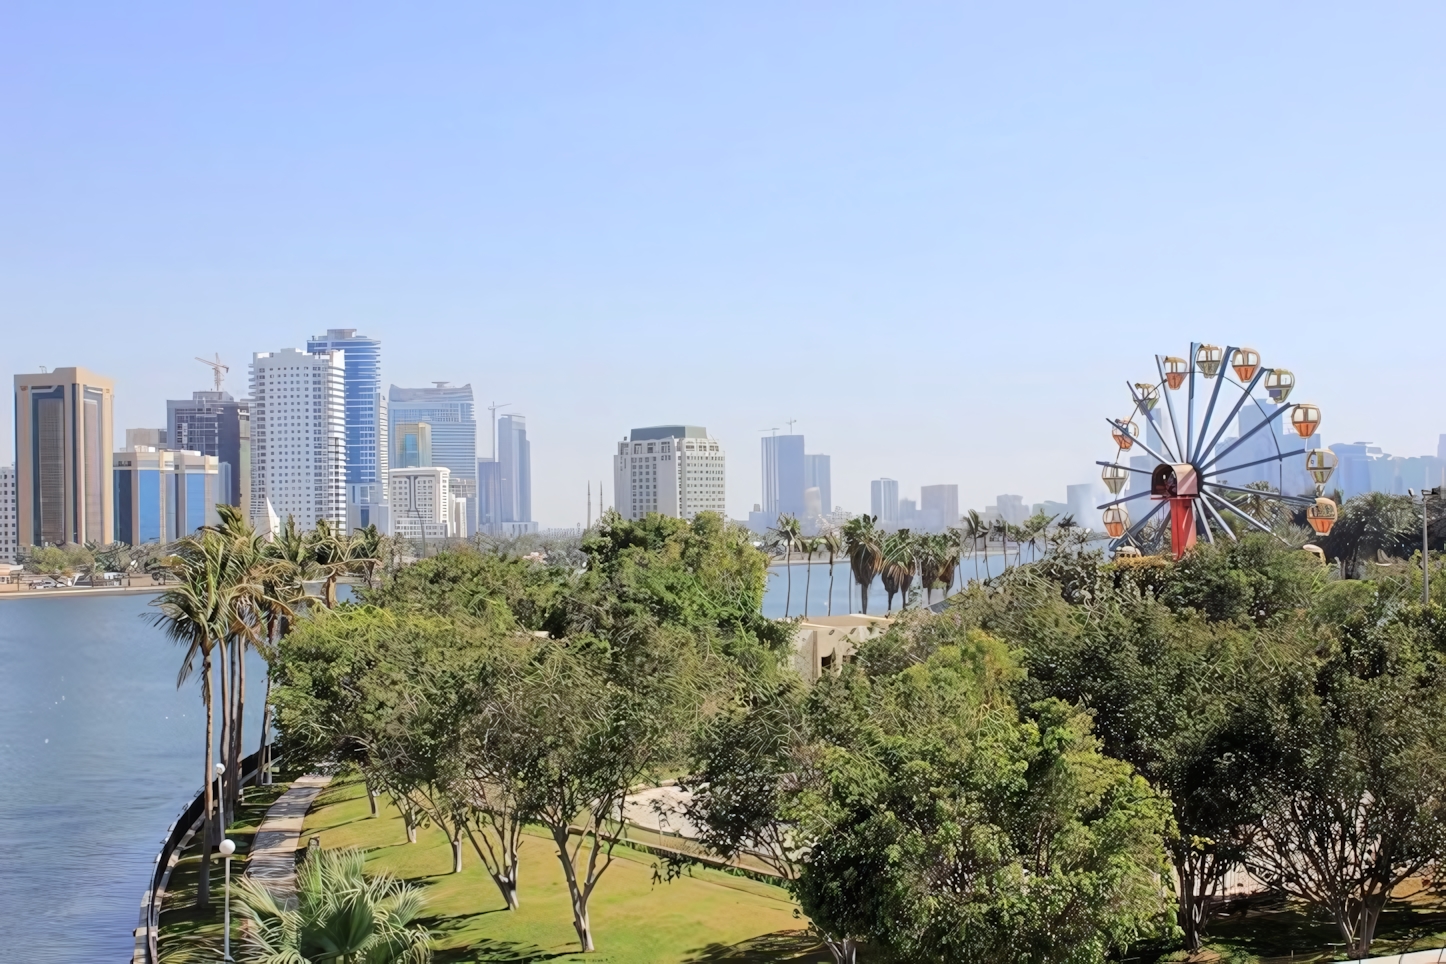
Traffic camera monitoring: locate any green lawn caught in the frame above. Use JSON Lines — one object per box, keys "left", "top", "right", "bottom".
{"left": 303, "top": 778, "right": 831, "bottom": 963}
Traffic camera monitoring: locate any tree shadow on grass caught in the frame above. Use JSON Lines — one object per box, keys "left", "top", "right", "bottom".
{"left": 680, "top": 929, "right": 834, "bottom": 963}
{"left": 430, "top": 938, "right": 572, "bottom": 963}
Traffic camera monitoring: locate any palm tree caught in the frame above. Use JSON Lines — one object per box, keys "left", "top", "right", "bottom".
{"left": 236, "top": 848, "right": 432, "bottom": 964}
{"left": 799, "top": 536, "right": 820, "bottom": 618}
{"left": 880, "top": 529, "right": 918, "bottom": 611}
{"left": 841, "top": 515, "right": 884, "bottom": 614}
{"left": 351, "top": 523, "right": 384, "bottom": 589}
{"left": 768, "top": 514, "right": 803, "bottom": 618}
{"left": 963, "top": 510, "right": 985, "bottom": 582}
{"left": 820, "top": 529, "right": 843, "bottom": 616}
{"left": 150, "top": 530, "right": 253, "bottom": 908}
{"left": 308, "top": 518, "right": 356, "bottom": 609}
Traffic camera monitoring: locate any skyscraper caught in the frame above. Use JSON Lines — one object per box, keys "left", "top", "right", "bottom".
{"left": 392, "top": 422, "right": 433, "bottom": 469}
{"left": 166, "top": 391, "right": 250, "bottom": 508}
{"left": 307, "top": 329, "right": 387, "bottom": 517}
{"left": 804, "top": 454, "right": 832, "bottom": 515}
{"left": 870, "top": 478, "right": 899, "bottom": 525}
{"left": 497, "top": 413, "right": 533, "bottom": 529}
{"left": 389, "top": 383, "right": 478, "bottom": 530}
{"left": 920, "top": 484, "right": 959, "bottom": 532}
{"left": 0, "top": 464, "right": 16, "bottom": 564}
{"left": 14, "top": 367, "right": 114, "bottom": 547}
{"left": 113, "top": 447, "right": 222, "bottom": 544}
{"left": 249, "top": 349, "right": 347, "bottom": 531}
{"left": 761, "top": 434, "right": 806, "bottom": 518}
{"left": 614, "top": 426, "right": 725, "bottom": 521}
{"left": 390, "top": 466, "right": 453, "bottom": 542}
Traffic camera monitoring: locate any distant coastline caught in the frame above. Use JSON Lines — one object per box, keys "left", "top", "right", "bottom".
{"left": 0, "top": 584, "right": 165, "bottom": 601}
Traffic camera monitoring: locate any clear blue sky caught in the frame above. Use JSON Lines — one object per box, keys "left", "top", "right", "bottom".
{"left": 3, "top": 3, "right": 1444, "bottom": 527}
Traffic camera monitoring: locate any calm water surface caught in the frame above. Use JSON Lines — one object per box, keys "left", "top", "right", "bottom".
{"left": 0, "top": 593, "right": 264, "bottom": 963}
{"left": 760, "top": 551, "right": 1024, "bottom": 619}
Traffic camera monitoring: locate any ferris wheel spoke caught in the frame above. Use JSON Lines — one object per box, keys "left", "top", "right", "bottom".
{"left": 1111, "top": 498, "right": 1169, "bottom": 549}
{"left": 1198, "top": 493, "right": 1239, "bottom": 542}
{"left": 1107, "top": 418, "right": 1175, "bottom": 469}
{"left": 1202, "top": 490, "right": 1276, "bottom": 537}
{"left": 1186, "top": 342, "right": 1199, "bottom": 463}
{"left": 1198, "top": 401, "right": 1295, "bottom": 473}
{"left": 1190, "top": 344, "right": 1236, "bottom": 463}
{"left": 1202, "top": 481, "right": 1314, "bottom": 508}
{"left": 1196, "top": 499, "right": 1215, "bottom": 544}
{"left": 1125, "top": 381, "right": 1180, "bottom": 462}
{"left": 1097, "top": 489, "right": 1153, "bottom": 510}
{"left": 1202, "top": 448, "right": 1307, "bottom": 479}
{"left": 1156, "top": 355, "right": 1188, "bottom": 460}
{"left": 1196, "top": 365, "right": 1270, "bottom": 466}
{"left": 1095, "top": 460, "right": 1154, "bottom": 475}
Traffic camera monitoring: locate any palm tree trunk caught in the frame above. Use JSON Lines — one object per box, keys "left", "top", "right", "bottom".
{"left": 827, "top": 554, "right": 835, "bottom": 616}
{"left": 217, "top": 638, "right": 232, "bottom": 831}
{"left": 784, "top": 547, "right": 792, "bottom": 618}
{"left": 234, "top": 640, "right": 246, "bottom": 802}
{"left": 803, "top": 554, "right": 812, "bottom": 618}
{"left": 198, "top": 651, "right": 214, "bottom": 909}
{"left": 257, "top": 671, "right": 272, "bottom": 785}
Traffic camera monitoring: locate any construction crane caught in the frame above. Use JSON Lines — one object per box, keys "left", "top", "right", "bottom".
{"left": 195, "top": 354, "right": 228, "bottom": 392}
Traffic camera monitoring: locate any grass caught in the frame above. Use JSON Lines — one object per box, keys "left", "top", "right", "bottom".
{"left": 302, "top": 778, "right": 832, "bottom": 963}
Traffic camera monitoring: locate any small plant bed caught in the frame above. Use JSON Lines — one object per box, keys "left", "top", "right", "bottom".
{"left": 1139, "top": 884, "right": 1446, "bottom": 963}
{"left": 155, "top": 780, "right": 289, "bottom": 962}
{"left": 302, "top": 777, "right": 833, "bottom": 963}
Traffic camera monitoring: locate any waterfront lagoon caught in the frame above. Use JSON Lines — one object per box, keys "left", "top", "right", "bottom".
{"left": 0, "top": 594, "right": 264, "bottom": 962}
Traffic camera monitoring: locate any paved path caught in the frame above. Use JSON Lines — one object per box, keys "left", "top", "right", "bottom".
{"left": 245, "top": 774, "right": 332, "bottom": 895}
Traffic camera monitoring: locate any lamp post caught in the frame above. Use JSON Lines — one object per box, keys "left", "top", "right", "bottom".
{"left": 215, "top": 761, "right": 226, "bottom": 840}
{"left": 1410, "top": 487, "right": 1439, "bottom": 606}
{"left": 218, "top": 837, "right": 236, "bottom": 961}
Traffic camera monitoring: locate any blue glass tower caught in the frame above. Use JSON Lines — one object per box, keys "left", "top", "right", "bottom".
{"left": 306, "top": 329, "right": 385, "bottom": 513}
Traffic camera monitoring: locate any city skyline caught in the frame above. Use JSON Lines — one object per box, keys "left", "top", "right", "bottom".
{"left": 5, "top": 7, "right": 1446, "bottom": 526}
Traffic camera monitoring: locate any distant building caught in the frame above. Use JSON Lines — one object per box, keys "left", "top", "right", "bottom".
{"left": 389, "top": 383, "right": 477, "bottom": 531}
{"left": 805, "top": 455, "right": 832, "bottom": 518}
{"left": 166, "top": 391, "right": 251, "bottom": 509}
{"left": 1066, "top": 482, "right": 1102, "bottom": 532}
{"left": 249, "top": 349, "right": 347, "bottom": 532}
{"left": 870, "top": 479, "right": 899, "bottom": 525}
{"left": 126, "top": 428, "right": 167, "bottom": 448}
{"left": 762, "top": 434, "right": 806, "bottom": 519}
{"left": 390, "top": 466, "right": 453, "bottom": 542}
{"left": 0, "top": 465, "right": 16, "bottom": 563}
{"left": 615, "top": 426, "right": 725, "bottom": 521}
{"left": 14, "top": 367, "right": 114, "bottom": 547}
{"left": 990, "top": 494, "right": 1028, "bottom": 526}
{"left": 113, "top": 447, "right": 222, "bottom": 544}
{"left": 898, "top": 497, "right": 919, "bottom": 528}
{"left": 307, "top": 329, "right": 388, "bottom": 521}
{"left": 392, "top": 422, "right": 433, "bottom": 469}
{"left": 496, "top": 413, "right": 533, "bottom": 532}
{"left": 920, "top": 484, "right": 959, "bottom": 532}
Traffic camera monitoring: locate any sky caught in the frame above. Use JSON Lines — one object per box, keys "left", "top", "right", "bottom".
{"left": 3, "top": 3, "right": 1445, "bottom": 528}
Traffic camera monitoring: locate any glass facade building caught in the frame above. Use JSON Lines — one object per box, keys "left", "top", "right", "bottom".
{"left": 389, "top": 383, "right": 477, "bottom": 530}
{"left": 166, "top": 391, "right": 250, "bottom": 508}
{"left": 113, "top": 448, "right": 220, "bottom": 545}
{"left": 14, "top": 367, "right": 114, "bottom": 547}
{"left": 306, "top": 329, "right": 386, "bottom": 509}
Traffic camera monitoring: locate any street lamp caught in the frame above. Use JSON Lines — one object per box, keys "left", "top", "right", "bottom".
{"left": 218, "top": 837, "right": 237, "bottom": 961}
{"left": 216, "top": 762, "right": 226, "bottom": 837}
{"left": 1409, "top": 487, "right": 1439, "bottom": 605}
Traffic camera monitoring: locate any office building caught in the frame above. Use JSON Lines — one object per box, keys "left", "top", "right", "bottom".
{"left": 614, "top": 426, "right": 725, "bottom": 521}
{"left": 307, "top": 329, "right": 388, "bottom": 519}
{"left": 870, "top": 478, "right": 899, "bottom": 525}
{"left": 126, "top": 428, "right": 167, "bottom": 448}
{"left": 805, "top": 454, "right": 832, "bottom": 517}
{"left": 390, "top": 466, "right": 453, "bottom": 542}
{"left": 389, "top": 383, "right": 477, "bottom": 530}
{"left": 493, "top": 413, "right": 534, "bottom": 533}
{"left": 1066, "top": 482, "right": 1103, "bottom": 532}
{"left": 392, "top": 422, "right": 433, "bottom": 469}
{"left": 249, "top": 349, "right": 347, "bottom": 532}
{"left": 113, "top": 447, "right": 222, "bottom": 545}
{"left": 761, "top": 434, "right": 806, "bottom": 519}
{"left": 920, "top": 484, "right": 959, "bottom": 532}
{"left": 166, "top": 391, "right": 251, "bottom": 509}
{"left": 0, "top": 465, "right": 16, "bottom": 563}
{"left": 14, "top": 367, "right": 114, "bottom": 547}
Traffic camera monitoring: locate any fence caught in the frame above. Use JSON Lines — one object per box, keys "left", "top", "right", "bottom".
{"left": 131, "top": 745, "right": 270, "bottom": 964}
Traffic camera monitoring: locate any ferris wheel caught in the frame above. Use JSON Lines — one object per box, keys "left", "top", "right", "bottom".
{"left": 1096, "top": 343, "right": 1342, "bottom": 559}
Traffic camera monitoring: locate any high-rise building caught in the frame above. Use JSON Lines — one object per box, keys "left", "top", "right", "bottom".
{"left": 870, "top": 478, "right": 899, "bottom": 525}
{"left": 126, "top": 428, "right": 167, "bottom": 448}
{"left": 113, "top": 447, "right": 222, "bottom": 544}
{"left": 249, "top": 349, "right": 347, "bottom": 532}
{"left": 1066, "top": 482, "right": 1103, "bottom": 532}
{"left": 497, "top": 413, "right": 533, "bottom": 530}
{"left": 389, "top": 383, "right": 477, "bottom": 530}
{"left": 761, "top": 434, "right": 806, "bottom": 518}
{"left": 920, "top": 484, "right": 959, "bottom": 532}
{"left": 307, "top": 329, "right": 387, "bottom": 515}
{"left": 614, "top": 426, "right": 725, "bottom": 521}
{"left": 392, "top": 422, "right": 433, "bottom": 469}
{"left": 390, "top": 466, "right": 452, "bottom": 542}
{"left": 805, "top": 454, "right": 832, "bottom": 516}
{"left": 14, "top": 367, "right": 114, "bottom": 547}
{"left": 166, "top": 391, "right": 250, "bottom": 508}
{"left": 0, "top": 464, "right": 16, "bottom": 564}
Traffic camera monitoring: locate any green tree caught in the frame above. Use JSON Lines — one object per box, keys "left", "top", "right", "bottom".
{"left": 1323, "top": 491, "right": 1419, "bottom": 575}
{"left": 235, "top": 848, "right": 431, "bottom": 964}
{"left": 820, "top": 529, "right": 843, "bottom": 616}
{"left": 769, "top": 514, "right": 803, "bottom": 618}
{"left": 842, "top": 515, "right": 884, "bottom": 614}
{"left": 879, "top": 529, "right": 917, "bottom": 611}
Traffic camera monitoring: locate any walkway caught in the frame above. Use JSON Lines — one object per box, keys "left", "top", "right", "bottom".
{"left": 245, "top": 774, "right": 332, "bottom": 895}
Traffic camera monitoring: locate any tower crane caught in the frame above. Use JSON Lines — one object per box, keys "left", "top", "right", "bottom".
{"left": 195, "top": 354, "right": 229, "bottom": 392}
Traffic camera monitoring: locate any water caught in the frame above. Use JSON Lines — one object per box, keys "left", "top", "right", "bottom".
{"left": 0, "top": 594, "right": 266, "bottom": 963}
{"left": 759, "top": 550, "right": 1026, "bottom": 619}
